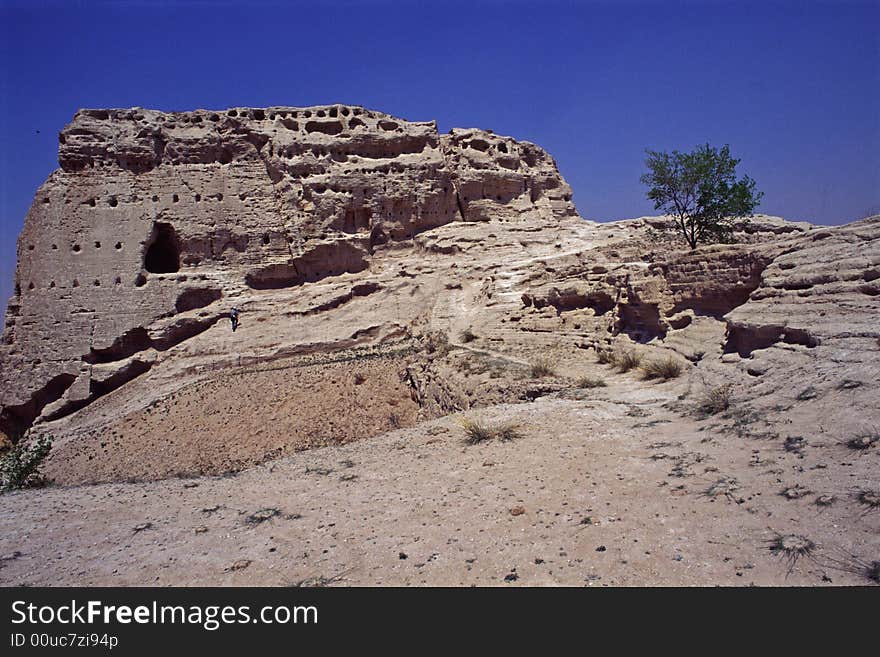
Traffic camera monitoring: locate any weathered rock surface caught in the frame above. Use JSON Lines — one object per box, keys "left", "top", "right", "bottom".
{"left": 1, "top": 106, "right": 878, "bottom": 587}
{"left": 1, "top": 105, "right": 574, "bottom": 437}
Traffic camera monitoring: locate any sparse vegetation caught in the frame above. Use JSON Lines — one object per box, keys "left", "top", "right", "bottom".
{"left": 247, "top": 508, "right": 280, "bottom": 524}
{"left": 856, "top": 489, "right": 880, "bottom": 514}
{"left": 614, "top": 349, "right": 642, "bottom": 373}
{"left": 596, "top": 348, "right": 615, "bottom": 365}
{"left": 822, "top": 551, "right": 880, "bottom": 585}
{"left": 459, "top": 327, "right": 477, "bottom": 343}
{"left": 529, "top": 358, "right": 555, "bottom": 378}
{"left": 783, "top": 436, "right": 807, "bottom": 454}
{"left": 696, "top": 384, "right": 733, "bottom": 417}
{"left": 640, "top": 356, "right": 683, "bottom": 380}
{"left": 703, "top": 477, "right": 739, "bottom": 501}
{"left": 782, "top": 485, "right": 811, "bottom": 500}
{"left": 576, "top": 376, "right": 607, "bottom": 389}
{"left": 423, "top": 331, "right": 450, "bottom": 356}
{"left": 796, "top": 386, "right": 818, "bottom": 401}
{"left": 814, "top": 494, "right": 836, "bottom": 507}
{"left": 844, "top": 432, "right": 877, "bottom": 451}
{"left": 458, "top": 418, "right": 523, "bottom": 445}
{"left": 0, "top": 435, "right": 53, "bottom": 492}
{"left": 768, "top": 533, "right": 816, "bottom": 575}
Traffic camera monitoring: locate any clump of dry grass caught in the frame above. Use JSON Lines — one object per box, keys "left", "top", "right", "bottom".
{"left": 247, "top": 508, "right": 280, "bottom": 524}
{"left": 614, "top": 349, "right": 642, "bottom": 373}
{"left": 596, "top": 349, "right": 616, "bottom": 365}
{"left": 821, "top": 549, "right": 880, "bottom": 585}
{"left": 844, "top": 432, "right": 878, "bottom": 451}
{"left": 696, "top": 384, "right": 733, "bottom": 417}
{"left": 529, "top": 358, "right": 555, "bottom": 378}
{"left": 458, "top": 418, "right": 523, "bottom": 445}
{"left": 703, "top": 477, "right": 740, "bottom": 501}
{"left": 856, "top": 489, "right": 880, "bottom": 514}
{"left": 640, "top": 356, "right": 683, "bottom": 380}
{"left": 576, "top": 376, "right": 607, "bottom": 389}
{"left": 768, "top": 533, "right": 817, "bottom": 575}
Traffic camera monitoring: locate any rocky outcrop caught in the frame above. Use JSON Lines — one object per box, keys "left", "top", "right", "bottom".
{"left": 0, "top": 105, "right": 576, "bottom": 437}
{"left": 724, "top": 216, "right": 880, "bottom": 356}
{"left": 518, "top": 217, "right": 813, "bottom": 348}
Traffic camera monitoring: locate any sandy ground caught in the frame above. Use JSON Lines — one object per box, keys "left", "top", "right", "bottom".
{"left": 2, "top": 367, "right": 877, "bottom": 587}
{"left": 41, "top": 355, "right": 419, "bottom": 485}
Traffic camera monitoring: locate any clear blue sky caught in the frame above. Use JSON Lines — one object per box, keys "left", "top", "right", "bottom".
{"left": 1, "top": 0, "right": 878, "bottom": 322}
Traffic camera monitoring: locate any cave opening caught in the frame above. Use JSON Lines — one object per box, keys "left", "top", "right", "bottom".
{"left": 144, "top": 222, "right": 181, "bottom": 273}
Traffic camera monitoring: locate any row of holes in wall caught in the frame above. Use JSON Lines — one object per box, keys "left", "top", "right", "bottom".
{"left": 224, "top": 106, "right": 368, "bottom": 121}
{"left": 154, "top": 107, "right": 371, "bottom": 129}
{"left": 22, "top": 272, "right": 209, "bottom": 293}
{"left": 27, "top": 277, "right": 123, "bottom": 290}
{"left": 73, "top": 193, "right": 228, "bottom": 207}
{"left": 66, "top": 170, "right": 458, "bottom": 209}
{"left": 28, "top": 242, "right": 123, "bottom": 252}
{"left": 90, "top": 106, "right": 374, "bottom": 125}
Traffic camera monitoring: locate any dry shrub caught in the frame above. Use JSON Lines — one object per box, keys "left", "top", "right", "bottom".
{"left": 641, "top": 356, "right": 683, "bottom": 380}
{"left": 529, "top": 358, "right": 555, "bottom": 378}
{"left": 696, "top": 384, "right": 733, "bottom": 416}
{"left": 458, "top": 418, "right": 523, "bottom": 445}
{"left": 596, "top": 349, "right": 616, "bottom": 365}
{"left": 845, "top": 432, "right": 878, "bottom": 451}
{"left": 615, "top": 349, "right": 642, "bottom": 373}
{"left": 577, "top": 376, "right": 607, "bottom": 389}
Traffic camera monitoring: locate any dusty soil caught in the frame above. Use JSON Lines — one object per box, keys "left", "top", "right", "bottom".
{"left": 1, "top": 365, "right": 877, "bottom": 586}
{"left": 42, "top": 355, "right": 419, "bottom": 485}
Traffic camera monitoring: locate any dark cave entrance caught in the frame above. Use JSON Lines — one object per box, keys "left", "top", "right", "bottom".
{"left": 144, "top": 222, "right": 180, "bottom": 273}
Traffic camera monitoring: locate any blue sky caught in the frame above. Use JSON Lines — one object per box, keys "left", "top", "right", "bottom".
{"left": 1, "top": 0, "right": 878, "bottom": 321}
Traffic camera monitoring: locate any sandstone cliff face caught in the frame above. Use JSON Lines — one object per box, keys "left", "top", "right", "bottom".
{"left": 3, "top": 104, "right": 879, "bottom": 481}
{"left": 0, "top": 106, "right": 575, "bottom": 436}
{"left": 4, "top": 106, "right": 880, "bottom": 588}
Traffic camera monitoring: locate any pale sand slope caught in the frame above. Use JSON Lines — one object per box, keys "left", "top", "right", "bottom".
{"left": 1, "top": 366, "right": 877, "bottom": 586}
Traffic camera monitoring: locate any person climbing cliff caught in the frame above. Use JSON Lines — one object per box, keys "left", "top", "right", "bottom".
{"left": 229, "top": 307, "right": 240, "bottom": 332}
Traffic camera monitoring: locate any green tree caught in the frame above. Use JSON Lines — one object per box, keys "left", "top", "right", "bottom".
{"left": 640, "top": 143, "right": 763, "bottom": 249}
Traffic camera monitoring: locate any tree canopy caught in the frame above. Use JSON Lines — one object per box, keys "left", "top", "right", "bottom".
{"left": 640, "top": 144, "right": 763, "bottom": 249}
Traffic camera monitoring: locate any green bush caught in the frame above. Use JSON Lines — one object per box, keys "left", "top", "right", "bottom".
{"left": 1, "top": 435, "right": 53, "bottom": 492}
